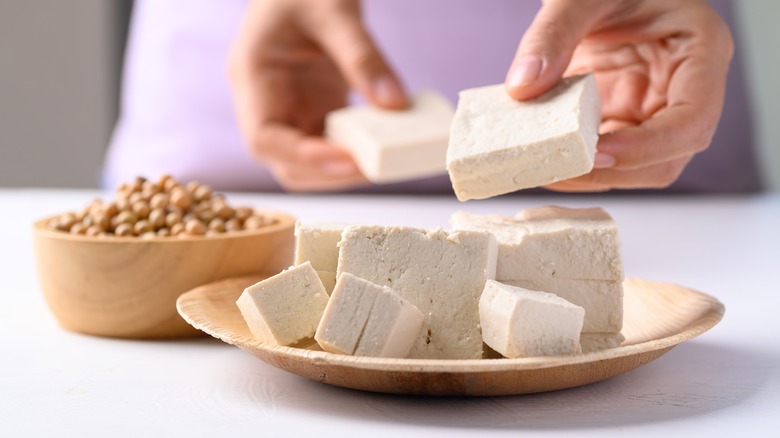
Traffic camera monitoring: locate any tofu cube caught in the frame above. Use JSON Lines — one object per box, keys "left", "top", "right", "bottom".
{"left": 295, "top": 222, "right": 348, "bottom": 294}
{"left": 479, "top": 280, "right": 585, "bottom": 358}
{"left": 502, "top": 278, "right": 622, "bottom": 333}
{"left": 325, "top": 91, "right": 454, "bottom": 183}
{"left": 513, "top": 205, "right": 623, "bottom": 280}
{"left": 294, "top": 222, "right": 347, "bottom": 273}
{"left": 235, "top": 262, "right": 329, "bottom": 346}
{"left": 316, "top": 270, "right": 337, "bottom": 295}
{"left": 315, "top": 272, "right": 424, "bottom": 358}
{"left": 338, "top": 225, "right": 497, "bottom": 359}
{"left": 446, "top": 74, "right": 600, "bottom": 200}
{"left": 450, "top": 206, "right": 623, "bottom": 281}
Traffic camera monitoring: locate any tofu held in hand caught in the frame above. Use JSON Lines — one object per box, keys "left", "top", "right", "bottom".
{"left": 447, "top": 74, "right": 601, "bottom": 200}
{"left": 325, "top": 91, "right": 454, "bottom": 184}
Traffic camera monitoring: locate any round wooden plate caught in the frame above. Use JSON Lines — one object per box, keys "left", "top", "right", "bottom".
{"left": 176, "top": 276, "right": 724, "bottom": 396}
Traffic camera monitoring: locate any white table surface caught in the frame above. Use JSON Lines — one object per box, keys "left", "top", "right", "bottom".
{"left": 2, "top": 188, "right": 779, "bottom": 437}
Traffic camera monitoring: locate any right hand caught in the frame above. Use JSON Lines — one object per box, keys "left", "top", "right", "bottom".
{"left": 504, "top": 0, "right": 733, "bottom": 192}
{"left": 228, "top": 0, "right": 408, "bottom": 191}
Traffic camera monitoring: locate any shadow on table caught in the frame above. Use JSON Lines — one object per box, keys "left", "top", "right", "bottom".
{"left": 228, "top": 340, "right": 774, "bottom": 429}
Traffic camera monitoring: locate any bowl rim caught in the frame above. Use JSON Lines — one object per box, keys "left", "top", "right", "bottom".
{"left": 32, "top": 209, "right": 296, "bottom": 243}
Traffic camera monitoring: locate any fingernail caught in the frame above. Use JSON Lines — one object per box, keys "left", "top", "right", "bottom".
{"left": 594, "top": 152, "right": 616, "bottom": 168}
{"left": 322, "top": 160, "right": 359, "bottom": 176}
{"left": 372, "top": 76, "right": 406, "bottom": 108}
{"left": 506, "top": 55, "right": 543, "bottom": 88}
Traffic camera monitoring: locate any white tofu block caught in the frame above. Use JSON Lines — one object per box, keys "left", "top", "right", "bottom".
{"left": 580, "top": 332, "right": 625, "bottom": 353}
{"left": 480, "top": 280, "right": 585, "bottom": 358}
{"left": 316, "top": 270, "right": 337, "bottom": 295}
{"left": 502, "top": 278, "right": 622, "bottom": 333}
{"left": 337, "top": 225, "right": 497, "bottom": 359}
{"left": 235, "top": 262, "right": 329, "bottom": 346}
{"left": 294, "top": 222, "right": 348, "bottom": 272}
{"left": 514, "top": 205, "right": 623, "bottom": 280}
{"left": 450, "top": 206, "right": 623, "bottom": 281}
{"left": 446, "top": 74, "right": 600, "bottom": 200}
{"left": 325, "top": 91, "right": 454, "bottom": 183}
{"left": 315, "top": 273, "right": 424, "bottom": 358}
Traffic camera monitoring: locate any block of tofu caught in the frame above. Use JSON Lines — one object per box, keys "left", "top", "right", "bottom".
{"left": 479, "top": 280, "right": 584, "bottom": 358}
{"left": 502, "top": 278, "right": 622, "bottom": 333}
{"left": 325, "top": 91, "right": 454, "bottom": 184}
{"left": 446, "top": 74, "right": 600, "bottom": 200}
{"left": 337, "top": 225, "right": 497, "bottom": 359}
{"left": 580, "top": 332, "right": 625, "bottom": 353}
{"left": 514, "top": 206, "right": 623, "bottom": 280}
{"left": 450, "top": 206, "right": 623, "bottom": 281}
{"left": 315, "top": 272, "right": 424, "bottom": 358}
{"left": 316, "top": 270, "right": 337, "bottom": 294}
{"left": 294, "top": 222, "right": 348, "bottom": 273}
{"left": 235, "top": 262, "right": 329, "bottom": 346}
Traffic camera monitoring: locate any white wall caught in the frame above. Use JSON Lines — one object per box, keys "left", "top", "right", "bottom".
{"left": 0, "top": 1, "right": 122, "bottom": 188}
{"left": 736, "top": 0, "right": 780, "bottom": 191}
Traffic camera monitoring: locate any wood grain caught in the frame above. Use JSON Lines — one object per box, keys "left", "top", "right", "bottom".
{"left": 33, "top": 212, "right": 295, "bottom": 339}
{"left": 177, "top": 277, "right": 725, "bottom": 396}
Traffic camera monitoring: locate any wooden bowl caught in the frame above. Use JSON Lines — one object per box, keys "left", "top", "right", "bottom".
{"left": 33, "top": 212, "right": 295, "bottom": 339}
{"left": 177, "top": 277, "right": 724, "bottom": 396}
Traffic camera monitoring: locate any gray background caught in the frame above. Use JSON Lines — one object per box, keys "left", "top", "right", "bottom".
{"left": 0, "top": 0, "right": 777, "bottom": 191}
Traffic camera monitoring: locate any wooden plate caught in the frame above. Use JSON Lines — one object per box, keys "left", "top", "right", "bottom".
{"left": 176, "top": 276, "right": 724, "bottom": 396}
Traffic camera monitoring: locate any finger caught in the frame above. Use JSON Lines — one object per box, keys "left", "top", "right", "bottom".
{"left": 271, "top": 143, "right": 369, "bottom": 192}
{"left": 248, "top": 124, "right": 362, "bottom": 174}
{"left": 596, "top": 67, "right": 725, "bottom": 172}
{"left": 256, "top": 122, "right": 368, "bottom": 192}
{"left": 266, "top": 135, "right": 368, "bottom": 192}
{"left": 599, "top": 118, "right": 638, "bottom": 134}
{"left": 272, "top": 165, "right": 368, "bottom": 192}
{"left": 297, "top": 137, "right": 362, "bottom": 171}
{"left": 505, "top": 0, "right": 616, "bottom": 100}
{"left": 310, "top": 6, "right": 408, "bottom": 109}
{"left": 547, "top": 155, "right": 693, "bottom": 191}
{"left": 272, "top": 168, "right": 368, "bottom": 192}
{"left": 543, "top": 180, "right": 611, "bottom": 193}
{"left": 596, "top": 7, "right": 731, "bottom": 170}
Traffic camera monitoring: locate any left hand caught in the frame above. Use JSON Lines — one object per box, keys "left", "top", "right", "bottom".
{"left": 505, "top": 0, "right": 734, "bottom": 191}
{"left": 228, "top": 0, "right": 408, "bottom": 192}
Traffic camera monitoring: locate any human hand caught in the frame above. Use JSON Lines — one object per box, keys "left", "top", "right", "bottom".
{"left": 229, "top": 0, "right": 408, "bottom": 191}
{"left": 505, "top": 0, "right": 733, "bottom": 191}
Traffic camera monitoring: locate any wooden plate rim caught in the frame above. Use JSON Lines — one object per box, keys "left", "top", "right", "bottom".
{"left": 176, "top": 276, "right": 725, "bottom": 373}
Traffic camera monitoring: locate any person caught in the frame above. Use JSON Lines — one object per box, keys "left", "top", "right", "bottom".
{"left": 103, "top": 0, "right": 763, "bottom": 194}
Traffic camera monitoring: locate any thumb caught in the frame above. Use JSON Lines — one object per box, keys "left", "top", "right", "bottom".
{"left": 505, "top": 0, "right": 613, "bottom": 100}
{"left": 314, "top": 11, "right": 408, "bottom": 109}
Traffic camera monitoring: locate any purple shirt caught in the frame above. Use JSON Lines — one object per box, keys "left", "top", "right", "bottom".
{"left": 103, "top": 0, "right": 762, "bottom": 193}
